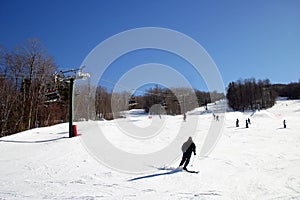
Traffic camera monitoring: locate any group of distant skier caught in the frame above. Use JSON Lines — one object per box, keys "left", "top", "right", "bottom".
{"left": 235, "top": 117, "right": 286, "bottom": 129}
{"left": 235, "top": 118, "right": 251, "bottom": 128}
{"left": 212, "top": 113, "right": 219, "bottom": 121}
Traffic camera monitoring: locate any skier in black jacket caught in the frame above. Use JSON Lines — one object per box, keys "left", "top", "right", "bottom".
{"left": 179, "top": 137, "right": 196, "bottom": 170}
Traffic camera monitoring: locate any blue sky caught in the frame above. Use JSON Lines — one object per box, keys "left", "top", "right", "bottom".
{"left": 1, "top": 0, "right": 299, "bottom": 92}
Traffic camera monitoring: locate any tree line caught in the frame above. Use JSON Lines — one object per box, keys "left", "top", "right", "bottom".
{"left": 226, "top": 78, "right": 300, "bottom": 111}
{"left": 272, "top": 82, "right": 300, "bottom": 100}
{"left": 80, "top": 84, "right": 225, "bottom": 120}
{"left": 0, "top": 39, "right": 69, "bottom": 137}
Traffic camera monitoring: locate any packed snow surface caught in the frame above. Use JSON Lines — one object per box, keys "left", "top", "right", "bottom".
{"left": 0, "top": 100, "right": 299, "bottom": 199}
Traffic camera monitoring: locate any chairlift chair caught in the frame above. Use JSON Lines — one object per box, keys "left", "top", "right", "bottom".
{"left": 128, "top": 96, "right": 138, "bottom": 109}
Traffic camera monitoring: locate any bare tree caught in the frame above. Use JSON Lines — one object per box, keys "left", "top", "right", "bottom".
{"left": 0, "top": 39, "right": 59, "bottom": 136}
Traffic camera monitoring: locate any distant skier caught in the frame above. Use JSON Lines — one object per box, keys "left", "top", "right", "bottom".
{"left": 216, "top": 115, "right": 219, "bottom": 121}
{"left": 183, "top": 113, "right": 186, "bottom": 121}
{"left": 179, "top": 137, "right": 196, "bottom": 171}
{"left": 283, "top": 120, "right": 286, "bottom": 128}
{"left": 246, "top": 120, "right": 249, "bottom": 128}
{"left": 213, "top": 113, "right": 216, "bottom": 120}
{"left": 236, "top": 118, "right": 239, "bottom": 127}
{"left": 248, "top": 118, "right": 251, "bottom": 124}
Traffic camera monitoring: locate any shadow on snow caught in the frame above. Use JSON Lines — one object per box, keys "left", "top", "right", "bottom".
{"left": 128, "top": 168, "right": 182, "bottom": 182}
{"left": 0, "top": 135, "right": 68, "bottom": 144}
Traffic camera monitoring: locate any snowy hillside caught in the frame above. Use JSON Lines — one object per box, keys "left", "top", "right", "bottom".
{"left": 0, "top": 100, "right": 299, "bottom": 199}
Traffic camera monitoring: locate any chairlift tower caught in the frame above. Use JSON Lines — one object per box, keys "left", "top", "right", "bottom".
{"left": 59, "top": 66, "right": 90, "bottom": 138}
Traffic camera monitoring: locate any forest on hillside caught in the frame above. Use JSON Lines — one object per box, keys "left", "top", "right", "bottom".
{"left": 74, "top": 85, "right": 225, "bottom": 120}
{"left": 0, "top": 39, "right": 69, "bottom": 137}
{"left": 226, "top": 78, "right": 300, "bottom": 111}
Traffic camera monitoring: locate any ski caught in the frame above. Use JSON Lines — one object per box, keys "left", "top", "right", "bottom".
{"left": 184, "top": 169, "right": 199, "bottom": 174}
{"left": 159, "top": 166, "right": 199, "bottom": 174}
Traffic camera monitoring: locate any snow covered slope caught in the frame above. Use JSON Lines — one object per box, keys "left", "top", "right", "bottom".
{"left": 0, "top": 100, "right": 299, "bottom": 199}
